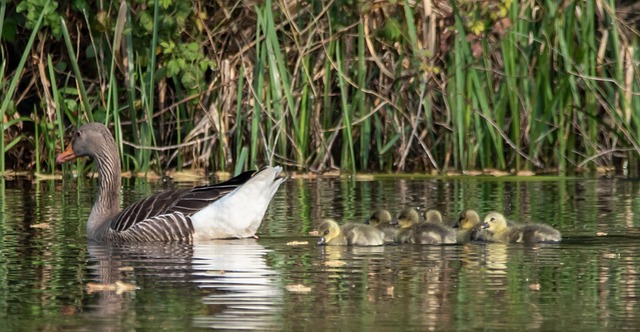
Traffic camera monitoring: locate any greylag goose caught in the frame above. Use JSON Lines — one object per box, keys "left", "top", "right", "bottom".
{"left": 364, "top": 208, "right": 396, "bottom": 243}
{"left": 56, "top": 122, "right": 286, "bottom": 243}
{"left": 393, "top": 208, "right": 456, "bottom": 244}
{"left": 481, "top": 211, "right": 562, "bottom": 243}
{"left": 317, "top": 219, "right": 385, "bottom": 246}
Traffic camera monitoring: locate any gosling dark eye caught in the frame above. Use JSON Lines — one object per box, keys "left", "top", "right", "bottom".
{"left": 490, "top": 217, "right": 495, "bottom": 222}
{"left": 323, "top": 230, "right": 329, "bottom": 235}
{"left": 75, "top": 131, "right": 82, "bottom": 137}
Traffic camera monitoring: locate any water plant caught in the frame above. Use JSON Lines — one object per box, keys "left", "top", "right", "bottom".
{"left": 0, "top": 0, "right": 638, "bottom": 176}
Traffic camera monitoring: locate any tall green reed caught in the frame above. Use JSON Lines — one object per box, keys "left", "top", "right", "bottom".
{"left": 0, "top": 1, "right": 47, "bottom": 175}
{"left": 3, "top": 0, "right": 640, "bottom": 175}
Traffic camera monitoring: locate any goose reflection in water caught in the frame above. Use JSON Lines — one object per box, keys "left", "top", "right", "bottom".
{"left": 86, "top": 239, "right": 282, "bottom": 330}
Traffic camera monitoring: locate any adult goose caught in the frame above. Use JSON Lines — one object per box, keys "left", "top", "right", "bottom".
{"left": 56, "top": 122, "right": 286, "bottom": 243}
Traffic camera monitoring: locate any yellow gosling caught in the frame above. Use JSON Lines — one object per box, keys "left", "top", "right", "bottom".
{"left": 394, "top": 208, "right": 456, "bottom": 244}
{"left": 424, "top": 209, "right": 444, "bottom": 224}
{"left": 453, "top": 209, "right": 493, "bottom": 242}
{"left": 365, "top": 208, "right": 396, "bottom": 243}
{"left": 481, "top": 212, "right": 562, "bottom": 243}
{"left": 318, "top": 219, "right": 385, "bottom": 246}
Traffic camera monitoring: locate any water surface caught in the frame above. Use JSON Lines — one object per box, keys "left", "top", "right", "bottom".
{"left": 1, "top": 176, "right": 640, "bottom": 330}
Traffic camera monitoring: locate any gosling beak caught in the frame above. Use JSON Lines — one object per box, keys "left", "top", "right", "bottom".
{"left": 452, "top": 223, "right": 460, "bottom": 229}
{"left": 481, "top": 222, "right": 490, "bottom": 229}
{"left": 364, "top": 219, "right": 370, "bottom": 225}
{"left": 56, "top": 144, "right": 77, "bottom": 163}
{"left": 317, "top": 237, "right": 327, "bottom": 245}
{"left": 390, "top": 218, "right": 398, "bottom": 226}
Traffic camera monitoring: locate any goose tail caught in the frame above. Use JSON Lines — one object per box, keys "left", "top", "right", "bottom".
{"left": 191, "top": 166, "right": 286, "bottom": 240}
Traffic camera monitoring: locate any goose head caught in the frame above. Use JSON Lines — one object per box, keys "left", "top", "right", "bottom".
{"left": 56, "top": 122, "right": 118, "bottom": 164}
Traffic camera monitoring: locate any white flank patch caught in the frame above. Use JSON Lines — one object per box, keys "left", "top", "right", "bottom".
{"left": 191, "top": 166, "right": 285, "bottom": 240}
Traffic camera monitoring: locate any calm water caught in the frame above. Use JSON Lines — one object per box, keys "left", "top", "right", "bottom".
{"left": 1, "top": 175, "right": 640, "bottom": 331}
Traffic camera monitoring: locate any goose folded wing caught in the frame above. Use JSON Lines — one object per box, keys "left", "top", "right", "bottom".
{"left": 109, "top": 170, "right": 258, "bottom": 232}
{"left": 107, "top": 212, "right": 194, "bottom": 242}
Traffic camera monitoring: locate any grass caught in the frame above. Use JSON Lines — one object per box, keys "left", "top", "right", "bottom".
{"left": 1, "top": 0, "right": 640, "bottom": 176}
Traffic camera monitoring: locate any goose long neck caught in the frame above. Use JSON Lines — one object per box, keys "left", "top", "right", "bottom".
{"left": 87, "top": 143, "right": 121, "bottom": 240}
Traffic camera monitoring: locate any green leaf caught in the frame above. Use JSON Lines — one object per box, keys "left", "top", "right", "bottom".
{"left": 16, "top": 2, "right": 29, "bottom": 13}
{"left": 72, "top": 0, "right": 89, "bottom": 11}
{"left": 187, "top": 42, "right": 199, "bottom": 52}
{"left": 160, "top": 0, "right": 172, "bottom": 9}
{"left": 139, "top": 11, "right": 153, "bottom": 32}
{"left": 181, "top": 70, "right": 197, "bottom": 90}
{"left": 4, "top": 135, "right": 24, "bottom": 152}
{"left": 199, "top": 59, "right": 215, "bottom": 71}
{"left": 380, "top": 17, "right": 402, "bottom": 42}
{"left": 167, "top": 59, "right": 180, "bottom": 77}
{"left": 64, "top": 99, "right": 78, "bottom": 111}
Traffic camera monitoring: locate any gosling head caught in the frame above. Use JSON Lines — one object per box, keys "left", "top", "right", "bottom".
{"left": 454, "top": 209, "right": 481, "bottom": 230}
{"left": 394, "top": 208, "right": 420, "bottom": 229}
{"left": 424, "top": 209, "right": 443, "bottom": 224}
{"left": 317, "top": 219, "right": 341, "bottom": 245}
{"left": 366, "top": 209, "right": 393, "bottom": 227}
{"left": 481, "top": 211, "right": 508, "bottom": 233}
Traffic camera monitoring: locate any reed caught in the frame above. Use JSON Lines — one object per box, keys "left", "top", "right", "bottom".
{"left": 60, "top": 19, "right": 92, "bottom": 123}
{"left": 2, "top": 0, "right": 640, "bottom": 175}
{"left": 356, "top": 21, "right": 369, "bottom": 170}
{"left": 0, "top": 0, "right": 47, "bottom": 175}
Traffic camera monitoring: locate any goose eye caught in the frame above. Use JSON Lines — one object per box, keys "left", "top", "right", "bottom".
{"left": 323, "top": 230, "right": 329, "bottom": 235}
{"left": 490, "top": 217, "right": 495, "bottom": 222}
{"left": 75, "top": 131, "right": 82, "bottom": 137}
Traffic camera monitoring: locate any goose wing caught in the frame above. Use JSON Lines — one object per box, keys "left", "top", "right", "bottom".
{"left": 107, "top": 212, "right": 194, "bottom": 242}
{"left": 109, "top": 170, "right": 258, "bottom": 232}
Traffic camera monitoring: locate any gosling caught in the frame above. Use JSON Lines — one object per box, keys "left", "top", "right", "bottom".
{"left": 317, "top": 219, "right": 385, "bottom": 246}
{"left": 424, "top": 209, "right": 444, "bottom": 224}
{"left": 481, "top": 211, "right": 562, "bottom": 243}
{"left": 394, "top": 208, "right": 456, "bottom": 244}
{"left": 364, "top": 208, "right": 396, "bottom": 243}
{"left": 453, "top": 209, "right": 493, "bottom": 242}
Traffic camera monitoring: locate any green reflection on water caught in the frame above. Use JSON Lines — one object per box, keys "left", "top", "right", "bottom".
{"left": 0, "top": 177, "right": 640, "bottom": 330}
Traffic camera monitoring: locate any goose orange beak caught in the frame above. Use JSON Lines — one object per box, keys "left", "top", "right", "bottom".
{"left": 56, "top": 144, "right": 77, "bottom": 163}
